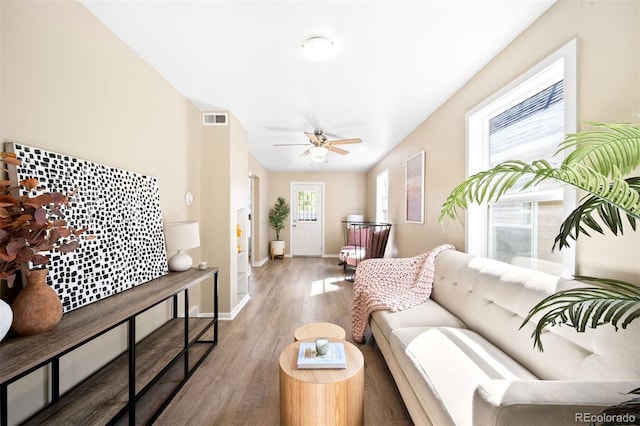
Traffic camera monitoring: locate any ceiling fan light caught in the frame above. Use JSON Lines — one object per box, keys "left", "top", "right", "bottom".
{"left": 311, "top": 156, "right": 326, "bottom": 163}
{"left": 302, "top": 37, "right": 334, "bottom": 62}
{"left": 309, "top": 146, "right": 328, "bottom": 157}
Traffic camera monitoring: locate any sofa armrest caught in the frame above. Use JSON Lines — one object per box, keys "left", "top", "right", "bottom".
{"left": 473, "top": 380, "right": 639, "bottom": 426}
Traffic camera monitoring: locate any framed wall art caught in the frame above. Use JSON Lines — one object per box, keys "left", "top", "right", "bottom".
{"left": 6, "top": 142, "right": 169, "bottom": 313}
{"left": 405, "top": 151, "right": 425, "bottom": 224}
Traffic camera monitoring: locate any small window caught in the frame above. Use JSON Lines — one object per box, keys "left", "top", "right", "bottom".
{"left": 376, "top": 169, "right": 389, "bottom": 223}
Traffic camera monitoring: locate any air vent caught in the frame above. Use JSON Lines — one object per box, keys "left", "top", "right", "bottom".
{"left": 202, "top": 112, "right": 228, "bottom": 126}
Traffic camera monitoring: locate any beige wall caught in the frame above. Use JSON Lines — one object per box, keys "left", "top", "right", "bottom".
{"left": 1, "top": 1, "right": 202, "bottom": 424}
{"left": 367, "top": 0, "right": 640, "bottom": 283}
{"left": 269, "top": 171, "right": 367, "bottom": 256}
{"left": 200, "top": 113, "right": 249, "bottom": 314}
{"left": 200, "top": 123, "right": 230, "bottom": 313}
{"left": 2, "top": 1, "right": 202, "bottom": 222}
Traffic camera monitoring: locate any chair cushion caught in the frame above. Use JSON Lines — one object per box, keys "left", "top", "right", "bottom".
{"left": 345, "top": 248, "right": 367, "bottom": 265}
{"left": 368, "top": 227, "right": 390, "bottom": 258}
{"left": 347, "top": 226, "right": 370, "bottom": 246}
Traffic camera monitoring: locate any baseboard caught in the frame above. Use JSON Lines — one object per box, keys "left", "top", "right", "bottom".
{"left": 203, "top": 293, "right": 250, "bottom": 321}
{"left": 264, "top": 253, "right": 340, "bottom": 259}
{"left": 177, "top": 305, "right": 200, "bottom": 318}
{"left": 252, "top": 256, "right": 270, "bottom": 267}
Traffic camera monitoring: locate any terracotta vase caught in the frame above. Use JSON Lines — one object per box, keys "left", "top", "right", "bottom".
{"left": 11, "top": 269, "right": 63, "bottom": 336}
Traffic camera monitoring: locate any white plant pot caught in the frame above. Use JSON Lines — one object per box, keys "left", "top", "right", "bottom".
{"left": 271, "top": 240, "right": 286, "bottom": 257}
{"left": 0, "top": 299, "right": 12, "bottom": 342}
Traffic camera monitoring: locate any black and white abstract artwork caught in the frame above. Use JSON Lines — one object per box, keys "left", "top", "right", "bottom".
{"left": 6, "top": 142, "right": 168, "bottom": 313}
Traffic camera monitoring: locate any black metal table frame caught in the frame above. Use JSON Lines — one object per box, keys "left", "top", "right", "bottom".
{"left": 0, "top": 270, "right": 218, "bottom": 426}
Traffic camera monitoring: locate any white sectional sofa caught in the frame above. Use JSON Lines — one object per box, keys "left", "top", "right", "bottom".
{"left": 366, "top": 249, "right": 639, "bottom": 425}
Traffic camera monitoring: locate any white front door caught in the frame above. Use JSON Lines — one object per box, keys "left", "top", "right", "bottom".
{"left": 291, "top": 183, "right": 323, "bottom": 256}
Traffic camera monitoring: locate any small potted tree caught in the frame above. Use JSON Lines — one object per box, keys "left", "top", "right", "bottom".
{"left": 269, "top": 196, "right": 290, "bottom": 259}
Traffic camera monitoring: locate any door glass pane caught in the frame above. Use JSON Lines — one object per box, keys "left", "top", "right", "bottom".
{"left": 297, "top": 191, "right": 318, "bottom": 222}
{"left": 487, "top": 200, "right": 563, "bottom": 271}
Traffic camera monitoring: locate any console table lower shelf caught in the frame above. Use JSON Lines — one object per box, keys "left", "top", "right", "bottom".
{"left": 0, "top": 268, "right": 218, "bottom": 426}
{"left": 26, "top": 318, "right": 214, "bottom": 425}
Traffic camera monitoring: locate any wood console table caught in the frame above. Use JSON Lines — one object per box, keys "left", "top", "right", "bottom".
{"left": 0, "top": 267, "right": 218, "bottom": 426}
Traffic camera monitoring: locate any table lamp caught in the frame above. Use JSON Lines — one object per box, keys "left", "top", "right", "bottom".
{"left": 164, "top": 221, "right": 200, "bottom": 271}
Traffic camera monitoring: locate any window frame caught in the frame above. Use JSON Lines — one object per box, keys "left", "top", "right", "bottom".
{"left": 465, "top": 38, "right": 578, "bottom": 276}
{"left": 376, "top": 168, "right": 389, "bottom": 223}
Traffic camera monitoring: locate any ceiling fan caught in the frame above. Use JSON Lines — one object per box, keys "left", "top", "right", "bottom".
{"left": 273, "top": 129, "right": 362, "bottom": 161}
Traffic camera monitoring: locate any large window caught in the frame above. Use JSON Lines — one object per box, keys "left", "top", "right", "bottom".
{"left": 376, "top": 169, "right": 389, "bottom": 223}
{"left": 466, "top": 39, "right": 577, "bottom": 276}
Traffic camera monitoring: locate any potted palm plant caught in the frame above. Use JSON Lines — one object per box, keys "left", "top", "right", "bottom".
{"left": 269, "top": 196, "right": 290, "bottom": 259}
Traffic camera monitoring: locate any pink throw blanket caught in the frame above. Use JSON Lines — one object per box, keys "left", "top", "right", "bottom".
{"left": 351, "top": 244, "right": 455, "bottom": 343}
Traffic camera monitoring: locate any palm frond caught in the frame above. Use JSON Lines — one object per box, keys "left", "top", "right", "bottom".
{"left": 520, "top": 277, "right": 640, "bottom": 351}
{"left": 439, "top": 159, "right": 640, "bottom": 225}
{"left": 553, "top": 177, "right": 640, "bottom": 250}
{"left": 441, "top": 118, "right": 640, "bottom": 352}
{"left": 559, "top": 121, "right": 640, "bottom": 178}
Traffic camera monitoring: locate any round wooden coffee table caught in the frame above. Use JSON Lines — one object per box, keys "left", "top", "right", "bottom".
{"left": 294, "top": 322, "right": 346, "bottom": 341}
{"left": 279, "top": 339, "right": 364, "bottom": 425}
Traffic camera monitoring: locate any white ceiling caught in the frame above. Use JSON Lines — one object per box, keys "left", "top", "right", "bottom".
{"left": 80, "top": 0, "right": 555, "bottom": 172}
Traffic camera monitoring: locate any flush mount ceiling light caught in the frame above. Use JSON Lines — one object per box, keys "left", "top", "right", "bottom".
{"left": 301, "top": 37, "right": 334, "bottom": 62}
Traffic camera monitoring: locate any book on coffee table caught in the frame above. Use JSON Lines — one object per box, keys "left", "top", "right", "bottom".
{"left": 297, "top": 342, "right": 347, "bottom": 369}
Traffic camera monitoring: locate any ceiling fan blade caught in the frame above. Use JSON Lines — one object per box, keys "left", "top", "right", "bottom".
{"left": 304, "top": 131, "right": 322, "bottom": 145}
{"left": 327, "top": 138, "right": 362, "bottom": 145}
{"left": 273, "top": 143, "right": 311, "bottom": 146}
{"left": 299, "top": 147, "right": 312, "bottom": 157}
{"left": 327, "top": 145, "right": 349, "bottom": 155}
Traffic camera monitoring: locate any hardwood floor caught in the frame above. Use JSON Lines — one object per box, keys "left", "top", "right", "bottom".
{"left": 156, "top": 257, "right": 412, "bottom": 425}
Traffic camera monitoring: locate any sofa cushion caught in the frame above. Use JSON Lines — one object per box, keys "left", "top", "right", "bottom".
{"left": 473, "top": 379, "right": 640, "bottom": 426}
{"left": 370, "top": 299, "right": 466, "bottom": 343}
{"left": 390, "top": 327, "right": 538, "bottom": 426}
{"left": 431, "top": 250, "right": 640, "bottom": 381}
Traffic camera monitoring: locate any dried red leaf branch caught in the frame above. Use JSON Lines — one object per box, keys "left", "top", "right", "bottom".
{"left": 0, "top": 152, "right": 95, "bottom": 287}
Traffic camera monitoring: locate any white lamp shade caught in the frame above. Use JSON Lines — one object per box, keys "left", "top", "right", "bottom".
{"left": 309, "top": 146, "right": 328, "bottom": 157}
{"left": 164, "top": 221, "right": 200, "bottom": 251}
{"left": 165, "top": 221, "right": 200, "bottom": 272}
